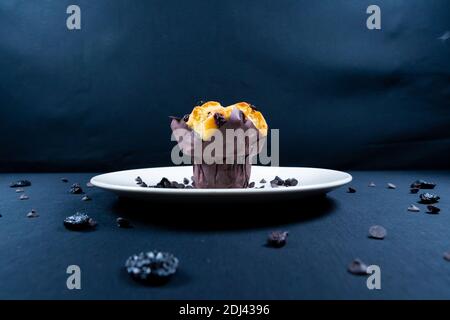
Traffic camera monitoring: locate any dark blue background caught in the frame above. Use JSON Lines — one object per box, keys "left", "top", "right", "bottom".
{"left": 1, "top": 0, "right": 449, "bottom": 172}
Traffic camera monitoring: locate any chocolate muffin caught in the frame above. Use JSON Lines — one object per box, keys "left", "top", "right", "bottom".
{"left": 170, "top": 101, "right": 268, "bottom": 188}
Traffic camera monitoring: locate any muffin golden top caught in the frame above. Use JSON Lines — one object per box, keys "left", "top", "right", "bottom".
{"left": 186, "top": 101, "right": 268, "bottom": 140}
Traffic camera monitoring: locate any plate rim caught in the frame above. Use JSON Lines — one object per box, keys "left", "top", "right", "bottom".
{"left": 90, "top": 166, "right": 352, "bottom": 194}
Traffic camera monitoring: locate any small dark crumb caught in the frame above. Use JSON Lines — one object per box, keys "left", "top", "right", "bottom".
{"left": 347, "top": 187, "right": 356, "bottom": 193}
{"left": 443, "top": 252, "right": 450, "bottom": 261}
{"left": 419, "top": 193, "right": 440, "bottom": 204}
{"left": 427, "top": 205, "right": 441, "bottom": 214}
{"left": 248, "top": 182, "right": 255, "bottom": 188}
{"left": 410, "top": 180, "right": 436, "bottom": 189}
{"left": 125, "top": 251, "right": 179, "bottom": 285}
{"left": 368, "top": 182, "right": 376, "bottom": 187}
{"left": 117, "top": 217, "right": 131, "bottom": 228}
{"left": 19, "top": 194, "right": 29, "bottom": 200}
{"left": 86, "top": 182, "right": 94, "bottom": 188}
{"left": 284, "top": 178, "right": 298, "bottom": 187}
{"left": 347, "top": 259, "right": 368, "bottom": 275}
{"left": 69, "top": 183, "right": 84, "bottom": 194}
{"left": 410, "top": 188, "right": 420, "bottom": 194}
{"left": 15, "top": 188, "right": 24, "bottom": 193}
{"left": 183, "top": 178, "right": 190, "bottom": 185}
{"left": 267, "top": 231, "right": 289, "bottom": 248}
{"left": 63, "top": 212, "right": 96, "bottom": 230}
{"left": 27, "top": 209, "right": 39, "bottom": 218}
{"left": 81, "top": 195, "right": 91, "bottom": 201}
{"left": 260, "top": 179, "right": 266, "bottom": 184}
{"left": 10, "top": 180, "right": 31, "bottom": 188}
{"left": 61, "top": 178, "right": 69, "bottom": 183}
{"left": 368, "top": 225, "right": 387, "bottom": 240}
{"left": 387, "top": 183, "right": 396, "bottom": 189}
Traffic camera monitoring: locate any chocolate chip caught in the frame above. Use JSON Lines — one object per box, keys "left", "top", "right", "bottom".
{"left": 63, "top": 212, "right": 96, "bottom": 230}
{"left": 284, "top": 178, "right": 298, "bottom": 187}
{"left": 125, "top": 251, "right": 179, "bottom": 285}
{"left": 10, "top": 180, "right": 31, "bottom": 188}
{"left": 135, "top": 176, "right": 143, "bottom": 184}
{"left": 117, "top": 217, "right": 131, "bottom": 228}
{"left": 270, "top": 176, "right": 284, "bottom": 188}
{"left": 183, "top": 178, "right": 190, "bottom": 185}
{"left": 248, "top": 182, "right": 255, "bottom": 188}
{"left": 19, "top": 194, "right": 29, "bottom": 200}
{"left": 407, "top": 204, "right": 420, "bottom": 212}
{"left": 427, "top": 205, "right": 441, "bottom": 214}
{"left": 213, "top": 113, "right": 226, "bottom": 127}
{"left": 61, "top": 178, "right": 69, "bottom": 183}
{"left": 347, "top": 259, "right": 368, "bottom": 275}
{"left": 260, "top": 179, "right": 266, "bottom": 184}
{"left": 69, "top": 183, "right": 84, "bottom": 194}
{"left": 27, "top": 209, "right": 39, "bottom": 218}
{"left": 81, "top": 195, "right": 91, "bottom": 201}
{"left": 347, "top": 187, "right": 356, "bottom": 193}
{"left": 368, "top": 182, "right": 376, "bottom": 187}
{"left": 419, "top": 193, "right": 440, "bottom": 204}
{"left": 267, "top": 231, "right": 289, "bottom": 248}
{"left": 410, "top": 180, "right": 436, "bottom": 189}
{"left": 368, "top": 225, "right": 387, "bottom": 239}
{"left": 387, "top": 183, "right": 396, "bottom": 189}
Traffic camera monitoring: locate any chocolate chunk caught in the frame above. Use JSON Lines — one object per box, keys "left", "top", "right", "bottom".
{"left": 10, "top": 180, "right": 31, "bottom": 188}
{"left": 116, "top": 217, "right": 131, "bottom": 228}
{"left": 69, "top": 183, "right": 84, "bottom": 194}
{"left": 284, "top": 178, "right": 298, "bottom": 187}
{"left": 61, "top": 178, "right": 69, "bottom": 183}
{"left": 270, "top": 176, "right": 284, "bottom": 188}
{"left": 267, "top": 231, "right": 289, "bottom": 248}
{"left": 347, "top": 259, "right": 368, "bottom": 275}
{"left": 27, "top": 209, "right": 39, "bottom": 218}
{"left": 410, "top": 180, "right": 436, "bottom": 189}
{"left": 125, "top": 251, "right": 179, "bottom": 284}
{"left": 407, "top": 204, "right": 420, "bottom": 212}
{"left": 248, "top": 182, "right": 255, "bottom": 188}
{"left": 387, "top": 183, "right": 396, "bottom": 189}
{"left": 410, "top": 188, "right": 420, "bottom": 194}
{"left": 427, "top": 205, "right": 441, "bottom": 214}
{"left": 347, "top": 187, "right": 356, "bottom": 193}
{"left": 368, "top": 225, "right": 387, "bottom": 240}
{"left": 63, "top": 212, "right": 96, "bottom": 230}
{"left": 419, "top": 193, "right": 440, "bottom": 204}
{"left": 19, "top": 194, "right": 29, "bottom": 200}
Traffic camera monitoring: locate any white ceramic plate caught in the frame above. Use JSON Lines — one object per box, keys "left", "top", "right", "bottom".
{"left": 90, "top": 166, "right": 352, "bottom": 201}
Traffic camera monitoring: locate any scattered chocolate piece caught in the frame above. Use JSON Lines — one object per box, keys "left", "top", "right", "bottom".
{"left": 81, "top": 195, "right": 91, "bottom": 201}
{"left": 347, "top": 187, "right": 356, "bottom": 193}
{"left": 443, "top": 252, "right": 450, "bottom": 261}
{"left": 248, "top": 182, "right": 255, "bottom": 188}
{"left": 10, "top": 180, "right": 31, "bottom": 188}
{"left": 427, "top": 205, "right": 441, "bottom": 214}
{"left": 63, "top": 212, "right": 96, "bottom": 230}
{"left": 368, "top": 182, "right": 376, "bottom": 187}
{"left": 267, "top": 231, "right": 289, "bottom": 248}
{"left": 86, "top": 182, "right": 94, "bottom": 188}
{"left": 183, "top": 177, "right": 190, "bottom": 185}
{"left": 407, "top": 204, "right": 420, "bottom": 212}
{"left": 260, "top": 179, "right": 266, "bottom": 184}
{"left": 270, "top": 176, "right": 284, "bottom": 188}
{"left": 419, "top": 193, "right": 440, "bottom": 204}
{"left": 15, "top": 188, "right": 24, "bottom": 193}
{"left": 387, "top": 183, "right": 396, "bottom": 189}
{"left": 125, "top": 251, "right": 179, "bottom": 284}
{"left": 410, "top": 180, "right": 436, "bottom": 189}
{"left": 284, "top": 178, "right": 298, "bottom": 187}
{"left": 154, "top": 177, "right": 172, "bottom": 188}
{"left": 140, "top": 182, "right": 148, "bottom": 187}
{"left": 368, "top": 225, "right": 387, "bottom": 240}
{"left": 117, "top": 217, "right": 131, "bottom": 228}
{"left": 135, "top": 176, "right": 143, "bottom": 185}
{"left": 410, "top": 188, "right": 420, "bottom": 194}
{"left": 347, "top": 259, "right": 368, "bottom": 275}
{"left": 19, "top": 194, "right": 29, "bottom": 200}
{"left": 27, "top": 209, "right": 39, "bottom": 218}
{"left": 61, "top": 178, "right": 69, "bottom": 183}
{"left": 69, "top": 183, "right": 84, "bottom": 194}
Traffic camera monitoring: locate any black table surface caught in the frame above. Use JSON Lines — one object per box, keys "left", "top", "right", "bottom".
{"left": 0, "top": 171, "right": 449, "bottom": 300}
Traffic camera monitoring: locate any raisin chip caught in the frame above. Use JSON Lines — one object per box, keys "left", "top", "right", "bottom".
{"left": 410, "top": 188, "right": 420, "bottom": 194}
{"left": 125, "top": 251, "right": 179, "bottom": 285}
{"left": 69, "top": 183, "right": 84, "bottom": 194}
{"left": 116, "top": 217, "right": 131, "bottom": 228}
{"left": 347, "top": 259, "right": 368, "bottom": 275}
{"left": 407, "top": 204, "right": 420, "bottom": 212}
{"left": 419, "top": 193, "right": 440, "bottom": 204}
{"left": 284, "top": 178, "right": 298, "bottom": 187}
{"left": 347, "top": 187, "right": 356, "bottom": 193}
{"left": 63, "top": 212, "right": 97, "bottom": 230}
{"left": 27, "top": 209, "right": 39, "bottom": 218}
{"left": 10, "top": 180, "right": 31, "bottom": 188}
{"left": 387, "top": 183, "right": 396, "bottom": 189}
{"left": 267, "top": 231, "right": 289, "bottom": 248}
{"left": 410, "top": 180, "right": 436, "bottom": 190}
{"left": 248, "top": 182, "right": 255, "bottom": 188}
{"left": 427, "top": 205, "right": 441, "bottom": 214}
{"left": 368, "top": 225, "right": 387, "bottom": 240}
